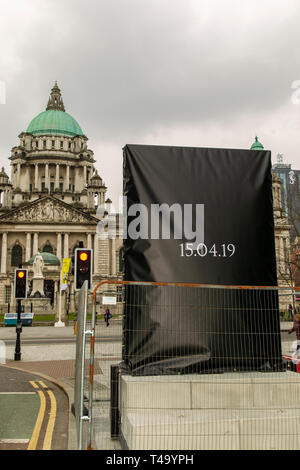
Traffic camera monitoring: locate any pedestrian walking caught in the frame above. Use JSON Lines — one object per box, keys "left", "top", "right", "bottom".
{"left": 288, "top": 313, "right": 300, "bottom": 350}
{"left": 104, "top": 308, "right": 112, "bottom": 327}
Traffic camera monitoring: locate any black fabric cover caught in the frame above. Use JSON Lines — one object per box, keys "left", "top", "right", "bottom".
{"left": 122, "top": 144, "right": 282, "bottom": 375}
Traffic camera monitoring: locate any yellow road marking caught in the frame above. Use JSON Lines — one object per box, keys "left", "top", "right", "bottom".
{"left": 38, "top": 380, "right": 48, "bottom": 389}
{"left": 38, "top": 381, "right": 57, "bottom": 450}
{"left": 27, "top": 381, "right": 46, "bottom": 450}
{"left": 30, "top": 381, "right": 39, "bottom": 389}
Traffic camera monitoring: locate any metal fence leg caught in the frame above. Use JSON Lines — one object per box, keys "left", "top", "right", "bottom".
{"left": 87, "top": 297, "right": 96, "bottom": 450}
{"left": 110, "top": 365, "right": 120, "bottom": 439}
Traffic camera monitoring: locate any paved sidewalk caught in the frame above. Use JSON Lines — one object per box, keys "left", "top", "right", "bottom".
{"left": 0, "top": 321, "right": 122, "bottom": 450}
{"left": 0, "top": 321, "right": 293, "bottom": 450}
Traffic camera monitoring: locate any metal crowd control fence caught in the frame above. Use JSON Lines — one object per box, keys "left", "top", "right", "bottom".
{"left": 73, "top": 281, "right": 300, "bottom": 450}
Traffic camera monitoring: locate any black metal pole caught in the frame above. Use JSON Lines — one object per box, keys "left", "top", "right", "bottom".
{"left": 14, "top": 263, "right": 23, "bottom": 361}
{"left": 14, "top": 298, "right": 22, "bottom": 361}
{"left": 110, "top": 365, "right": 120, "bottom": 438}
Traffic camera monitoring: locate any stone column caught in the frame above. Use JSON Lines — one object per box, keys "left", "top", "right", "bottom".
{"left": 45, "top": 163, "right": 50, "bottom": 191}
{"left": 278, "top": 187, "right": 282, "bottom": 207}
{"left": 5, "top": 190, "right": 9, "bottom": 207}
{"left": 35, "top": 164, "right": 39, "bottom": 189}
{"left": 66, "top": 165, "right": 70, "bottom": 191}
{"left": 279, "top": 237, "right": 285, "bottom": 273}
{"left": 88, "top": 191, "right": 93, "bottom": 209}
{"left": 56, "top": 233, "right": 62, "bottom": 260}
{"left": 94, "top": 233, "right": 99, "bottom": 274}
{"left": 64, "top": 233, "right": 69, "bottom": 259}
{"left": 17, "top": 163, "right": 21, "bottom": 188}
{"left": 33, "top": 232, "right": 39, "bottom": 256}
{"left": 55, "top": 164, "right": 60, "bottom": 190}
{"left": 74, "top": 167, "right": 79, "bottom": 192}
{"left": 3, "top": 190, "right": 7, "bottom": 207}
{"left": 5, "top": 190, "right": 10, "bottom": 207}
{"left": 25, "top": 232, "right": 31, "bottom": 261}
{"left": 87, "top": 232, "right": 92, "bottom": 249}
{"left": 284, "top": 237, "right": 290, "bottom": 272}
{"left": 26, "top": 166, "right": 30, "bottom": 192}
{"left": 46, "top": 163, "right": 51, "bottom": 193}
{"left": 1, "top": 232, "right": 7, "bottom": 274}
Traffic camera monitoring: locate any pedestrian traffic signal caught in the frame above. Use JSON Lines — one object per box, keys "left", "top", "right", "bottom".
{"left": 14, "top": 269, "right": 28, "bottom": 299}
{"left": 74, "top": 248, "right": 93, "bottom": 291}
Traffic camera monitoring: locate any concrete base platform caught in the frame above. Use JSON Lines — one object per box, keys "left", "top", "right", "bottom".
{"left": 120, "top": 372, "right": 300, "bottom": 450}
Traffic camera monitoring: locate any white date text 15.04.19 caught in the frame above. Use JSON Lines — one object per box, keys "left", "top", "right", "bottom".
{"left": 180, "top": 243, "right": 236, "bottom": 257}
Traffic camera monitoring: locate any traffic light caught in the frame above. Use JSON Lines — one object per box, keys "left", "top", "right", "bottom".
{"left": 14, "top": 269, "right": 28, "bottom": 299}
{"left": 74, "top": 248, "right": 93, "bottom": 291}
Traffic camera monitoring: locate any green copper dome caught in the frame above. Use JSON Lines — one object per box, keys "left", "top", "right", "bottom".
{"left": 26, "top": 82, "right": 83, "bottom": 137}
{"left": 27, "top": 252, "right": 60, "bottom": 265}
{"left": 250, "top": 136, "right": 264, "bottom": 151}
{"left": 26, "top": 110, "right": 83, "bottom": 137}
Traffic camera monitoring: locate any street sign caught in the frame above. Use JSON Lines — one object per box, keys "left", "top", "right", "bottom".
{"left": 103, "top": 296, "right": 117, "bottom": 305}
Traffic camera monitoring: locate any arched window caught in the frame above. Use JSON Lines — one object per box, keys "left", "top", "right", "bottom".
{"left": 11, "top": 245, "right": 23, "bottom": 267}
{"left": 119, "top": 247, "right": 124, "bottom": 273}
{"left": 43, "top": 243, "right": 53, "bottom": 254}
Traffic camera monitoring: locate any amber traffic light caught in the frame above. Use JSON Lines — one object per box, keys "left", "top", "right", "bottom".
{"left": 74, "top": 248, "right": 92, "bottom": 291}
{"left": 14, "top": 269, "right": 28, "bottom": 299}
{"left": 79, "top": 252, "right": 88, "bottom": 262}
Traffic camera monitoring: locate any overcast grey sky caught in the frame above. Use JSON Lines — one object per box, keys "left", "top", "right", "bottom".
{"left": 0, "top": 0, "right": 300, "bottom": 206}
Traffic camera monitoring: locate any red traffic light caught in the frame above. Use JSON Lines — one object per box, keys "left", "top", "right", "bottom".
{"left": 17, "top": 271, "right": 25, "bottom": 279}
{"left": 79, "top": 252, "right": 89, "bottom": 262}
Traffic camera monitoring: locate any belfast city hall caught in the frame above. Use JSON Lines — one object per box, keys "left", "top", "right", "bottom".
{"left": 0, "top": 82, "right": 123, "bottom": 318}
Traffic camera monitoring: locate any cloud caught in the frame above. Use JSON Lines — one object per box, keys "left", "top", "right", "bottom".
{"left": 0, "top": 0, "right": 300, "bottom": 206}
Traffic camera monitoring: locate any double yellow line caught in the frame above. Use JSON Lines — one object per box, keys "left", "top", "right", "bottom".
{"left": 27, "top": 380, "right": 57, "bottom": 450}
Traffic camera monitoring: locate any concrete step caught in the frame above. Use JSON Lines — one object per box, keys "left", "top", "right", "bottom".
{"left": 120, "top": 372, "right": 300, "bottom": 450}
{"left": 122, "top": 407, "right": 300, "bottom": 450}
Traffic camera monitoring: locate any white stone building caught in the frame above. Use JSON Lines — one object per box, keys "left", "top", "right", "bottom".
{"left": 251, "top": 137, "right": 293, "bottom": 311}
{"left": 0, "top": 82, "right": 123, "bottom": 317}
